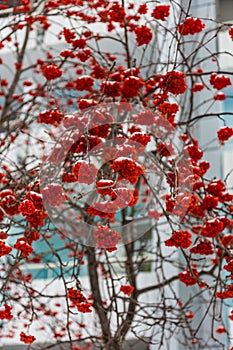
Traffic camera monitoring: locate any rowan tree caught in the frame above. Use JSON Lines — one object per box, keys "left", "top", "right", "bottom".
{"left": 0, "top": 0, "right": 233, "bottom": 349}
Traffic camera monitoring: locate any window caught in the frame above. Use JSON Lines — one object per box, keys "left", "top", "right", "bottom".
{"left": 223, "top": 84, "right": 233, "bottom": 126}
{"left": 7, "top": 219, "right": 88, "bottom": 280}
{"left": 216, "top": 0, "right": 233, "bottom": 23}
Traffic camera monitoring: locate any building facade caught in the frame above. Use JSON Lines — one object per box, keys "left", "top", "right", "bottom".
{"left": 0, "top": 0, "right": 233, "bottom": 349}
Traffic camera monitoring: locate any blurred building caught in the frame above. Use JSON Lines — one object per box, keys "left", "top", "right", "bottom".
{"left": 0, "top": 0, "right": 233, "bottom": 349}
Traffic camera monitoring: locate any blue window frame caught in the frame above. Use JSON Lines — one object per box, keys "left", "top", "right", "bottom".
{"left": 223, "top": 85, "right": 233, "bottom": 127}
{"left": 7, "top": 218, "right": 88, "bottom": 280}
